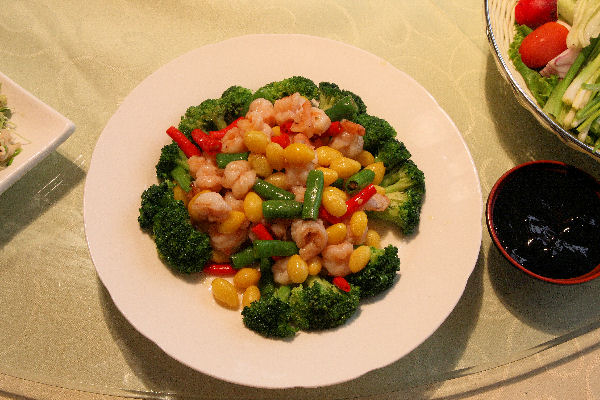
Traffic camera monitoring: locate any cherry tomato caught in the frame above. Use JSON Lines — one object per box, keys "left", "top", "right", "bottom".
{"left": 519, "top": 22, "right": 568, "bottom": 69}
{"left": 515, "top": 0, "right": 557, "bottom": 29}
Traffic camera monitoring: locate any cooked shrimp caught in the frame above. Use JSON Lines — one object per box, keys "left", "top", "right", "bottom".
{"left": 273, "top": 93, "right": 331, "bottom": 138}
{"left": 272, "top": 256, "right": 292, "bottom": 285}
{"left": 188, "top": 192, "right": 231, "bottom": 223}
{"left": 270, "top": 219, "right": 291, "bottom": 240}
{"left": 188, "top": 155, "right": 223, "bottom": 192}
{"left": 224, "top": 191, "right": 244, "bottom": 212}
{"left": 274, "top": 93, "right": 310, "bottom": 126}
{"left": 322, "top": 242, "right": 353, "bottom": 277}
{"left": 246, "top": 98, "right": 276, "bottom": 127}
{"left": 329, "top": 131, "right": 364, "bottom": 159}
{"left": 340, "top": 119, "right": 366, "bottom": 136}
{"left": 208, "top": 224, "right": 249, "bottom": 255}
{"left": 238, "top": 116, "right": 272, "bottom": 138}
{"left": 221, "top": 126, "right": 247, "bottom": 154}
{"left": 363, "top": 193, "right": 390, "bottom": 212}
{"left": 222, "top": 160, "right": 257, "bottom": 199}
{"left": 291, "top": 219, "right": 328, "bottom": 261}
{"left": 285, "top": 162, "right": 315, "bottom": 186}
{"left": 291, "top": 186, "right": 306, "bottom": 202}
{"left": 295, "top": 107, "right": 331, "bottom": 138}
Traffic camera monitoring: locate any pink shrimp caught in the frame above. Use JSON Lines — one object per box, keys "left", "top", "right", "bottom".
{"left": 221, "top": 126, "right": 247, "bottom": 154}
{"left": 208, "top": 224, "right": 249, "bottom": 255}
{"left": 290, "top": 219, "right": 328, "bottom": 261}
{"left": 272, "top": 257, "right": 292, "bottom": 285}
{"left": 363, "top": 193, "right": 390, "bottom": 212}
{"left": 285, "top": 162, "right": 315, "bottom": 186}
{"left": 322, "top": 242, "right": 353, "bottom": 277}
{"left": 188, "top": 155, "right": 223, "bottom": 192}
{"left": 187, "top": 192, "right": 231, "bottom": 223}
{"left": 246, "top": 98, "right": 276, "bottom": 127}
{"left": 273, "top": 93, "right": 331, "bottom": 138}
{"left": 328, "top": 120, "right": 366, "bottom": 159}
{"left": 222, "top": 160, "right": 257, "bottom": 199}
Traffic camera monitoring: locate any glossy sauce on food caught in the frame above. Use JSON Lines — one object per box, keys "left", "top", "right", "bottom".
{"left": 492, "top": 164, "right": 600, "bottom": 279}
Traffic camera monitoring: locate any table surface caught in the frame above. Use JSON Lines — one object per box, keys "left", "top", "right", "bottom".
{"left": 2, "top": 0, "right": 600, "bottom": 399}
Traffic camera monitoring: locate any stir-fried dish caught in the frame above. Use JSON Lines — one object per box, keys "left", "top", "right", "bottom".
{"left": 0, "top": 84, "right": 21, "bottom": 169}
{"left": 138, "top": 77, "right": 425, "bottom": 337}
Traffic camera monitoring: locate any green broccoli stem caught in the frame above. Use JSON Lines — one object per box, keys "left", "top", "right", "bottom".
{"left": 171, "top": 165, "right": 192, "bottom": 192}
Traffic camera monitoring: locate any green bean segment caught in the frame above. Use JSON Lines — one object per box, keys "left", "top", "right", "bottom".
{"left": 253, "top": 240, "right": 299, "bottom": 258}
{"left": 262, "top": 200, "right": 303, "bottom": 219}
{"left": 216, "top": 152, "right": 250, "bottom": 169}
{"left": 230, "top": 246, "right": 257, "bottom": 269}
{"left": 345, "top": 169, "right": 375, "bottom": 195}
{"left": 302, "top": 169, "right": 324, "bottom": 220}
{"left": 253, "top": 179, "right": 295, "bottom": 200}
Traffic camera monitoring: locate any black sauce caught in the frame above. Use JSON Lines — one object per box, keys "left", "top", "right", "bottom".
{"left": 492, "top": 163, "right": 600, "bottom": 279}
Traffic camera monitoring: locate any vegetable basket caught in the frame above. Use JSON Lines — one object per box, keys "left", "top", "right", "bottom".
{"left": 485, "top": 0, "right": 600, "bottom": 162}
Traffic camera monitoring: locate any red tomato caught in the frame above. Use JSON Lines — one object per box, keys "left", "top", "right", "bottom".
{"left": 519, "top": 22, "right": 568, "bottom": 69}
{"left": 515, "top": 0, "right": 557, "bottom": 29}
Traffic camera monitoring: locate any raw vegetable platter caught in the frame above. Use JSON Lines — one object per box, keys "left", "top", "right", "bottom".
{"left": 84, "top": 34, "right": 482, "bottom": 388}
{"left": 486, "top": 0, "right": 600, "bottom": 161}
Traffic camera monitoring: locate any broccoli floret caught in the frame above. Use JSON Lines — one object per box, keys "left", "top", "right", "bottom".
{"left": 152, "top": 201, "right": 212, "bottom": 274}
{"left": 242, "top": 275, "right": 360, "bottom": 337}
{"left": 317, "top": 82, "right": 366, "bottom": 121}
{"left": 367, "top": 160, "right": 425, "bottom": 234}
{"left": 220, "top": 85, "right": 253, "bottom": 122}
{"left": 138, "top": 182, "right": 176, "bottom": 231}
{"left": 138, "top": 182, "right": 212, "bottom": 273}
{"left": 289, "top": 277, "right": 360, "bottom": 331}
{"left": 155, "top": 142, "right": 192, "bottom": 191}
{"left": 252, "top": 76, "right": 319, "bottom": 103}
{"left": 346, "top": 245, "right": 400, "bottom": 299}
{"left": 178, "top": 85, "right": 253, "bottom": 136}
{"left": 372, "top": 139, "right": 411, "bottom": 171}
{"left": 379, "top": 160, "right": 424, "bottom": 193}
{"left": 242, "top": 285, "right": 298, "bottom": 338}
{"left": 355, "top": 114, "right": 398, "bottom": 154}
{"left": 367, "top": 188, "right": 425, "bottom": 235}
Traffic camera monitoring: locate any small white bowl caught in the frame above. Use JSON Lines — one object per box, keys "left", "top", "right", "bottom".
{"left": 0, "top": 71, "right": 75, "bottom": 195}
{"left": 485, "top": 0, "right": 600, "bottom": 162}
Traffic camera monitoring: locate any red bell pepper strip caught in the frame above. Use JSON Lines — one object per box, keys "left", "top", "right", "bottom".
{"left": 251, "top": 223, "right": 274, "bottom": 240}
{"left": 210, "top": 117, "right": 244, "bottom": 140}
{"left": 279, "top": 120, "right": 294, "bottom": 134}
{"left": 191, "top": 129, "right": 222, "bottom": 153}
{"left": 203, "top": 263, "right": 237, "bottom": 276}
{"left": 270, "top": 133, "right": 291, "bottom": 148}
{"left": 345, "top": 183, "right": 377, "bottom": 215}
{"left": 319, "top": 184, "right": 378, "bottom": 225}
{"left": 326, "top": 121, "right": 342, "bottom": 136}
{"left": 166, "top": 126, "right": 201, "bottom": 158}
{"left": 332, "top": 277, "right": 351, "bottom": 292}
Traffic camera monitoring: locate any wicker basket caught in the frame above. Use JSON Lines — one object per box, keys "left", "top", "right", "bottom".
{"left": 485, "top": 0, "right": 600, "bottom": 161}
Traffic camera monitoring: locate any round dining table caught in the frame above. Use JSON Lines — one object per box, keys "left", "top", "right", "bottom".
{"left": 2, "top": 1, "right": 600, "bottom": 399}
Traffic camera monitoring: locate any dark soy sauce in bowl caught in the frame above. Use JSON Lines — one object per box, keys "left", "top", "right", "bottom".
{"left": 487, "top": 161, "right": 600, "bottom": 284}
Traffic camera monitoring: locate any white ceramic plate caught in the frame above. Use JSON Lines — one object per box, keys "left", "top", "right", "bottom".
{"left": 0, "top": 71, "right": 75, "bottom": 195}
{"left": 84, "top": 34, "right": 482, "bottom": 389}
